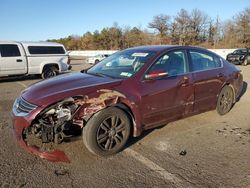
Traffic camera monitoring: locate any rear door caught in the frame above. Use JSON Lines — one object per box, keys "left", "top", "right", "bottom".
{"left": 188, "top": 49, "right": 225, "bottom": 112}
{"left": 0, "top": 43, "right": 27, "bottom": 76}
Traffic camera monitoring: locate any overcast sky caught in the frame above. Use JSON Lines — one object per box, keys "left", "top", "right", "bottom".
{"left": 1, "top": 0, "right": 249, "bottom": 41}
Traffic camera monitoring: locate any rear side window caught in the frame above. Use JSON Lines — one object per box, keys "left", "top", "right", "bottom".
{"left": 190, "top": 50, "right": 221, "bottom": 71}
{"left": 28, "top": 46, "right": 65, "bottom": 54}
{"left": 0, "top": 44, "right": 21, "bottom": 57}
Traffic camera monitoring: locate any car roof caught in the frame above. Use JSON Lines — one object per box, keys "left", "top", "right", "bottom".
{"left": 127, "top": 45, "right": 207, "bottom": 52}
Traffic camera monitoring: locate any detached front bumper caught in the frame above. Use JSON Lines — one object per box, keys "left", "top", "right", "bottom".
{"left": 12, "top": 109, "right": 70, "bottom": 163}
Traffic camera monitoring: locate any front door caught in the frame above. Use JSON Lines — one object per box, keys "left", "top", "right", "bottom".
{"left": 139, "top": 50, "right": 194, "bottom": 128}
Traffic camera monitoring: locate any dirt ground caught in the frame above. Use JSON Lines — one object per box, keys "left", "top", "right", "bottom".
{"left": 0, "top": 60, "right": 249, "bottom": 188}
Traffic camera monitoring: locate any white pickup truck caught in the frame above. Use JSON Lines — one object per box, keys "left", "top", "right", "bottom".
{"left": 0, "top": 41, "right": 71, "bottom": 79}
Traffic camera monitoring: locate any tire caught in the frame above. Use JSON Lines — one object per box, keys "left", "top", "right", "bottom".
{"left": 41, "top": 66, "right": 58, "bottom": 79}
{"left": 83, "top": 107, "right": 131, "bottom": 156}
{"left": 217, "top": 85, "right": 234, "bottom": 115}
{"left": 242, "top": 59, "right": 248, "bottom": 66}
{"left": 94, "top": 59, "right": 100, "bottom": 64}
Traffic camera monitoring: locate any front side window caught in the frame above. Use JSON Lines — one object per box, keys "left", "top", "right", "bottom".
{"left": 147, "top": 50, "right": 188, "bottom": 77}
{"left": 28, "top": 46, "right": 65, "bottom": 54}
{"left": 0, "top": 44, "right": 21, "bottom": 57}
{"left": 190, "top": 50, "right": 221, "bottom": 71}
{"left": 87, "top": 50, "right": 156, "bottom": 79}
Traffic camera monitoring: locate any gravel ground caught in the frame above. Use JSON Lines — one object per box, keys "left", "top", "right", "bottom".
{"left": 0, "top": 59, "right": 249, "bottom": 188}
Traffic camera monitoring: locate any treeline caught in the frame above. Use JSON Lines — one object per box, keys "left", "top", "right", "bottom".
{"left": 48, "top": 8, "right": 250, "bottom": 50}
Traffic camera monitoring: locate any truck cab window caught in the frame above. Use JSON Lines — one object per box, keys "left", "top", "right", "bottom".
{"left": 0, "top": 44, "right": 21, "bottom": 57}
{"left": 28, "top": 46, "right": 65, "bottom": 54}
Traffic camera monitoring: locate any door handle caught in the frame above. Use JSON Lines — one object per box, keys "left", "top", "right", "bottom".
{"left": 16, "top": 59, "right": 22, "bottom": 62}
{"left": 179, "top": 76, "right": 189, "bottom": 86}
{"left": 217, "top": 73, "right": 224, "bottom": 78}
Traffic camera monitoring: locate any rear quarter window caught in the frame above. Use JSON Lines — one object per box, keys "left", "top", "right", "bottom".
{"left": 0, "top": 44, "right": 21, "bottom": 57}
{"left": 28, "top": 46, "right": 65, "bottom": 55}
{"left": 190, "top": 50, "right": 222, "bottom": 72}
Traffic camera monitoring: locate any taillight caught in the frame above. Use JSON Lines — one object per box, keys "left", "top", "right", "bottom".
{"left": 234, "top": 71, "right": 242, "bottom": 79}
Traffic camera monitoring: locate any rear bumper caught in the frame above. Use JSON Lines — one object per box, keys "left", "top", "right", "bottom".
{"left": 61, "top": 63, "right": 72, "bottom": 72}
{"left": 12, "top": 110, "right": 70, "bottom": 163}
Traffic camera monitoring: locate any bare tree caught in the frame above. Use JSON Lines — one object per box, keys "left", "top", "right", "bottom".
{"left": 148, "top": 14, "right": 171, "bottom": 44}
{"left": 49, "top": 7, "right": 250, "bottom": 50}
{"left": 172, "top": 9, "right": 190, "bottom": 45}
{"left": 188, "top": 9, "right": 209, "bottom": 45}
{"left": 235, "top": 8, "right": 250, "bottom": 47}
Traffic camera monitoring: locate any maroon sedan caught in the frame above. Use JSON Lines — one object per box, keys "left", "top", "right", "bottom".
{"left": 12, "top": 45, "right": 243, "bottom": 162}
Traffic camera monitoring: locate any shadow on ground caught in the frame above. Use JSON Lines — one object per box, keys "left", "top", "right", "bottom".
{"left": 237, "top": 81, "right": 247, "bottom": 102}
{"left": 0, "top": 75, "right": 40, "bottom": 83}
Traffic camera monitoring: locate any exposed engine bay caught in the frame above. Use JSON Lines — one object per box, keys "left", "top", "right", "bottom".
{"left": 23, "top": 97, "right": 83, "bottom": 146}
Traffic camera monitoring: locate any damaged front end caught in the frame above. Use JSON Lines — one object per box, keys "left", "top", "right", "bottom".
{"left": 13, "top": 89, "right": 133, "bottom": 162}
{"left": 13, "top": 96, "right": 85, "bottom": 162}
{"left": 26, "top": 97, "right": 82, "bottom": 145}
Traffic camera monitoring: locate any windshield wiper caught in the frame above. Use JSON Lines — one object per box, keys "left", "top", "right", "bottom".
{"left": 85, "top": 71, "right": 110, "bottom": 78}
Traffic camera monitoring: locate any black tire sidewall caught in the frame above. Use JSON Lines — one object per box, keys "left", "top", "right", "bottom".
{"left": 83, "top": 107, "right": 131, "bottom": 156}
{"left": 242, "top": 59, "right": 248, "bottom": 66}
{"left": 42, "top": 67, "right": 57, "bottom": 79}
{"left": 95, "top": 59, "right": 100, "bottom": 64}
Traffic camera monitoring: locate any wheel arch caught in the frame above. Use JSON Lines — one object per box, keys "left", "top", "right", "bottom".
{"left": 40, "top": 63, "right": 60, "bottom": 74}
{"left": 76, "top": 89, "right": 141, "bottom": 137}
{"left": 112, "top": 103, "right": 137, "bottom": 137}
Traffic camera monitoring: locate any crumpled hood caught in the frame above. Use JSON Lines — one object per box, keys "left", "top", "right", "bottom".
{"left": 22, "top": 72, "right": 121, "bottom": 106}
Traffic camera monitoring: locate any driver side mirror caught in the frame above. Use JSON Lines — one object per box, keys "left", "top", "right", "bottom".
{"left": 145, "top": 70, "right": 168, "bottom": 80}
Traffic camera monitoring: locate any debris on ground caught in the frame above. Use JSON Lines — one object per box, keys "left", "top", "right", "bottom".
{"left": 179, "top": 150, "right": 187, "bottom": 156}
{"left": 216, "top": 125, "right": 250, "bottom": 142}
{"left": 54, "top": 169, "right": 69, "bottom": 176}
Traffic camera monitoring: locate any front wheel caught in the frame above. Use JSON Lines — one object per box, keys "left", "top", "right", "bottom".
{"left": 217, "top": 85, "right": 234, "bottom": 115}
{"left": 83, "top": 107, "right": 131, "bottom": 156}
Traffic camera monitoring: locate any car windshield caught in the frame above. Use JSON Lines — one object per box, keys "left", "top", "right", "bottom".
{"left": 86, "top": 50, "right": 156, "bottom": 79}
{"left": 233, "top": 49, "right": 247, "bottom": 54}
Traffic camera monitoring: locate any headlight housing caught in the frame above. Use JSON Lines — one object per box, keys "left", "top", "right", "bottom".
{"left": 13, "top": 97, "right": 37, "bottom": 116}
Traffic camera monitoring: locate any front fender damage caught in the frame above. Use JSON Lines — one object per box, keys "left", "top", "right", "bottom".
{"left": 17, "top": 89, "right": 129, "bottom": 163}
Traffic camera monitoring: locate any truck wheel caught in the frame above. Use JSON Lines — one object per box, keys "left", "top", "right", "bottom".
{"left": 217, "top": 85, "right": 234, "bottom": 115}
{"left": 242, "top": 59, "right": 248, "bottom": 66}
{"left": 83, "top": 107, "right": 131, "bottom": 156}
{"left": 94, "top": 59, "right": 100, "bottom": 64}
{"left": 41, "top": 66, "right": 57, "bottom": 79}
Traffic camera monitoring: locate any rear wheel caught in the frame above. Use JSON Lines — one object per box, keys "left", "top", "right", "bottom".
{"left": 94, "top": 59, "right": 100, "bottom": 64}
{"left": 217, "top": 85, "right": 234, "bottom": 115}
{"left": 242, "top": 59, "right": 248, "bottom": 66}
{"left": 83, "top": 107, "right": 131, "bottom": 156}
{"left": 41, "top": 66, "right": 58, "bottom": 79}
